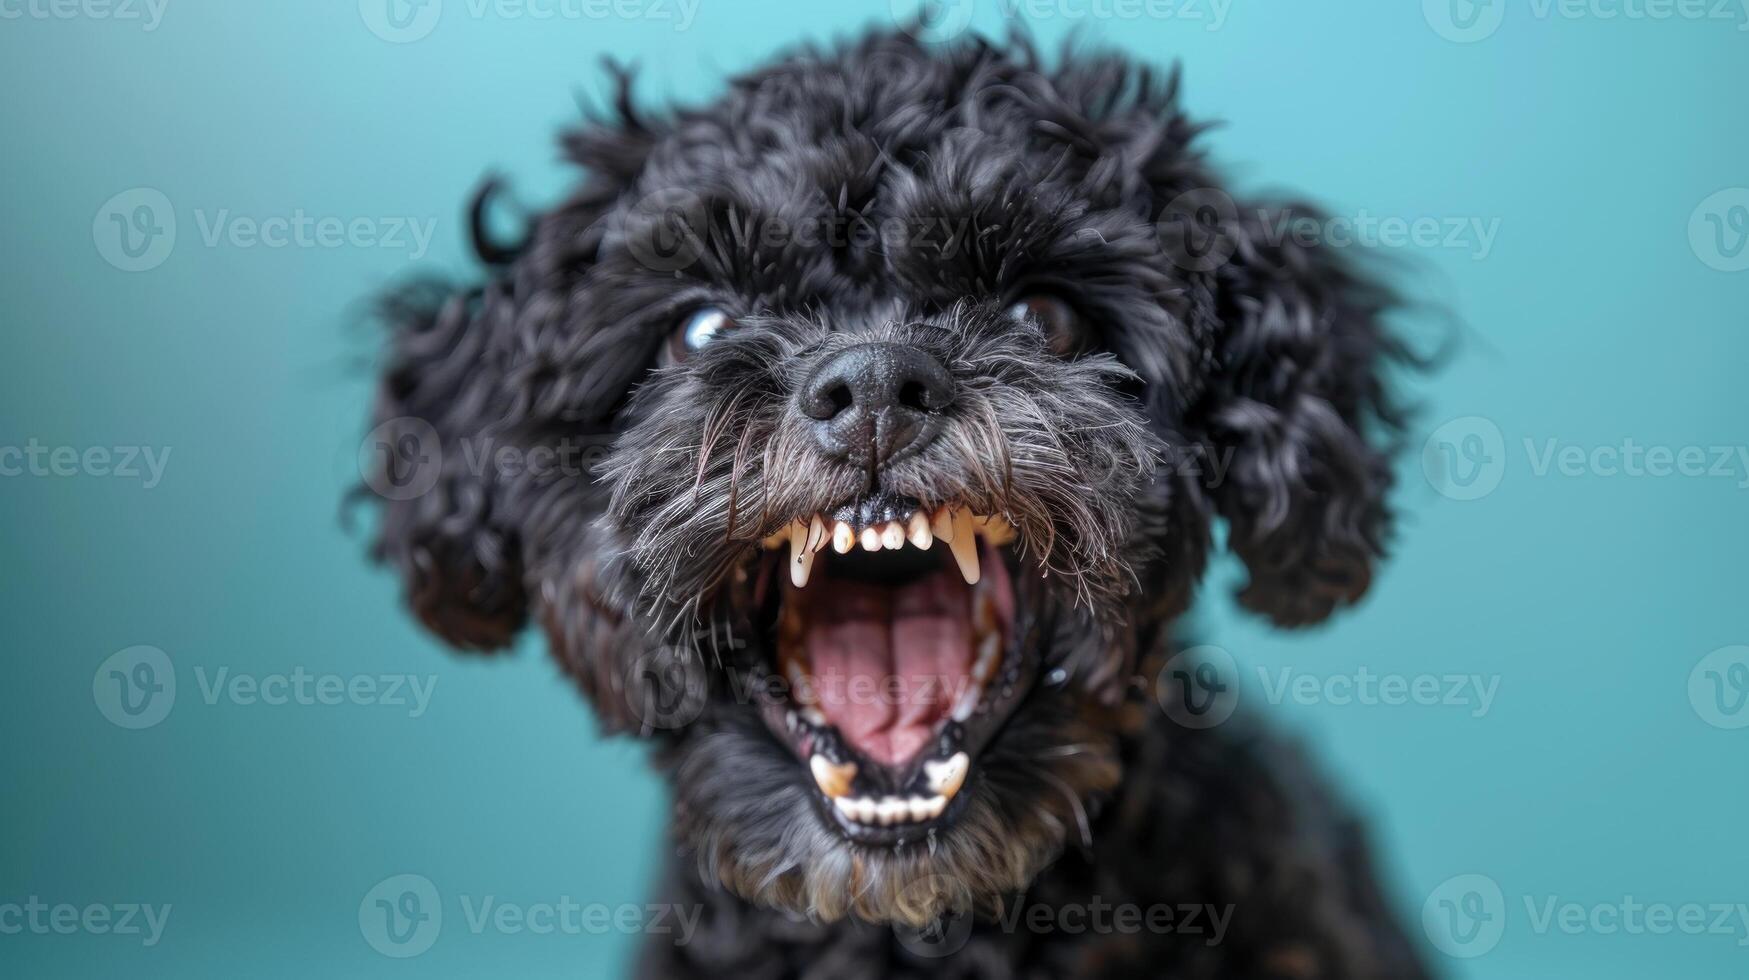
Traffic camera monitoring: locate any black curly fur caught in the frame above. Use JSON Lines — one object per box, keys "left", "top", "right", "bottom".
{"left": 360, "top": 29, "right": 1430, "bottom": 979}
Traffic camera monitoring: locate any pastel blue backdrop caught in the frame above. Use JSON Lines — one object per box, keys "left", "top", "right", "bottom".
{"left": 3, "top": 1, "right": 1745, "bottom": 976}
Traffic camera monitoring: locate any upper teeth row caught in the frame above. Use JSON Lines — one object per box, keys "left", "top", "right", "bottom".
{"left": 764, "top": 507, "right": 1015, "bottom": 589}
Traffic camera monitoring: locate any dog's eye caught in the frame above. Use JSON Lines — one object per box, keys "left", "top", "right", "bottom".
{"left": 664, "top": 306, "right": 733, "bottom": 365}
{"left": 1007, "top": 294, "right": 1084, "bottom": 356}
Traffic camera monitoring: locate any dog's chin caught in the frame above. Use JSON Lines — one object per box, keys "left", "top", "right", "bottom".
{"left": 665, "top": 492, "right": 1124, "bottom": 927}
{"left": 671, "top": 689, "right": 1121, "bottom": 927}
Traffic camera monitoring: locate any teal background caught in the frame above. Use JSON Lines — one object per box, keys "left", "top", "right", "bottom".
{"left": 2, "top": 1, "right": 1745, "bottom": 976}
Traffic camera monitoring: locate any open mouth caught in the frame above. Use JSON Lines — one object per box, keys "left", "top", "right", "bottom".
{"left": 748, "top": 495, "right": 1032, "bottom": 844}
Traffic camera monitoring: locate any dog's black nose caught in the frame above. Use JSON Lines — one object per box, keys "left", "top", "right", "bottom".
{"left": 798, "top": 343, "right": 954, "bottom": 467}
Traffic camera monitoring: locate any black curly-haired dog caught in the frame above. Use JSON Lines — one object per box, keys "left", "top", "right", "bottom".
{"left": 362, "top": 29, "right": 1431, "bottom": 979}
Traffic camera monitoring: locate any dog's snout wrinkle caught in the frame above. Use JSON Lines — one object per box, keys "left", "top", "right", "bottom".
{"left": 798, "top": 342, "right": 953, "bottom": 468}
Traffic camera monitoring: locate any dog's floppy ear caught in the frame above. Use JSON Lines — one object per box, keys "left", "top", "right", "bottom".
{"left": 364, "top": 62, "right": 666, "bottom": 657}
{"left": 1183, "top": 198, "right": 1408, "bottom": 627}
{"left": 367, "top": 279, "right": 528, "bottom": 651}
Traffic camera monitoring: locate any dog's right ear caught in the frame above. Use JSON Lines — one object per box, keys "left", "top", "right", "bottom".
{"left": 364, "top": 63, "right": 666, "bottom": 658}
{"left": 366, "top": 279, "right": 529, "bottom": 652}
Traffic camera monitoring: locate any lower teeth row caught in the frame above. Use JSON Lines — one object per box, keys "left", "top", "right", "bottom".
{"left": 833, "top": 793, "right": 949, "bottom": 826}
{"left": 815, "top": 752, "right": 969, "bottom": 828}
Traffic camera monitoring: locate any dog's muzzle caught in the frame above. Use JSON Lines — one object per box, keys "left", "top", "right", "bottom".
{"left": 797, "top": 341, "right": 954, "bottom": 468}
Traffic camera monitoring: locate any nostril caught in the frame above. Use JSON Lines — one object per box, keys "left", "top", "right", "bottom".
{"left": 897, "top": 380, "right": 931, "bottom": 412}
{"left": 797, "top": 342, "right": 953, "bottom": 460}
{"left": 824, "top": 382, "right": 854, "bottom": 418}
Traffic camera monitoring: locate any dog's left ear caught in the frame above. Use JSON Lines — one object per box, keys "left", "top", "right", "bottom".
{"left": 1183, "top": 198, "right": 1407, "bottom": 627}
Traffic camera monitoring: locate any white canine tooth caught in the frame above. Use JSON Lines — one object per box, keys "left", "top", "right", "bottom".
{"left": 930, "top": 507, "right": 954, "bottom": 544}
{"left": 951, "top": 689, "right": 978, "bottom": 722}
{"left": 880, "top": 521, "right": 905, "bottom": 550}
{"left": 974, "top": 630, "right": 1002, "bottom": 681}
{"left": 789, "top": 520, "right": 816, "bottom": 588}
{"left": 808, "top": 514, "right": 829, "bottom": 553}
{"left": 860, "top": 526, "right": 883, "bottom": 552}
{"left": 924, "top": 752, "right": 969, "bottom": 800}
{"left": 906, "top": 511, "right": 933, "bottom": 549}
{"left": 947, "top": 509, "right": 980, "bottom": 584}
{"left": 810, "top": 755, "right": 857, "bottom": 799}
{"left": 832, "top": 520, "right": 855, "bottom": 554}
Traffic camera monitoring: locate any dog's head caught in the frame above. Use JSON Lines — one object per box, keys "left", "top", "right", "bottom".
{"left": 366, "top": 33, "right": 1404, "bottom": 927}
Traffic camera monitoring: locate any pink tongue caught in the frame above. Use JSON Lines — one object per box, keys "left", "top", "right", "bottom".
{"left": 795, "top": 567, "right": 972, "bottom": 768}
